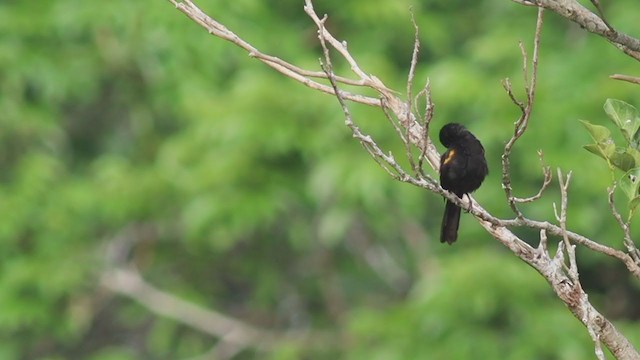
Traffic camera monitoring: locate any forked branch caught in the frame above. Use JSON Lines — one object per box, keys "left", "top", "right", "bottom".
{"left": 501, "top": 7, "right": 548, "bottom": 218}
{"left": 157, "top": 1, "right": 640, "bottom": 358}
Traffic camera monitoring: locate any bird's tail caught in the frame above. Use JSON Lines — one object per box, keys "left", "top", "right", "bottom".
{"left": 440, "top": 199, "right": 461, "bottom": 244}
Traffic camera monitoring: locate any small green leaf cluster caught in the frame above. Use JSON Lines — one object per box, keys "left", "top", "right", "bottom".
{"left": 582, "top": 99, "right": 640, "bottom": 214}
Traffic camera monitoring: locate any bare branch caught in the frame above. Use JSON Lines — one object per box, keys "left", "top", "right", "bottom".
{"left": 102, "top": 226, "right": 333, "bottom": 355}
{"left": 167, "top": 0, "right": 380, "bottom": 106}
{"left": 513, "top": 150, "right": 552, "bottom": 203}
{"left": 537, "top": 229, "right": 549, "bottom": 254}
{"left": 403, "top": 9, "right": 423, "bottom": 177}
{"left": 301, "top": 0, "right": 443, "bottom": 174}
{"left": 610, "top": 74, "right": 640, "bottom": 85}
{"left": 382, "top": 101, "right": 408, "bottom": 146}
{"left": 101, "top": 267, "right": 332, "bottom": 352}
{"left": 512, "top": 0, "right": 640, "bottom": 61}
{"left": 589, "top": 0, "right": 613, "bottom": 31}
{"left": 615, "top": 45, "right": 640, "bottom": 62}
{"left": 416, "top": 80, "right": 435, "bottom": 127}
{"left": 587, "top": 317, "right": 607, "bottom": 360}
{"left": 556, "top": 169, "right": 578, "bottom": 281}
{"left": 519, "top": 169, "right": 638, "bottom": 359}
{"left": 417, "top": 172, "right": 640, "bottom": 281}
{"left": 511, "top": 0, "right": 537, "bottom": 6}
{"left": 166, "top": 2, "right": 640, "bottom": 357}
{"left": 485, "top": 214, "right": 640, "bottom": 279}
{"left": 502, "top": 77, "right": 526, "bottom": 112}
{"left": 416, "top": 80, "right": 435, "bottom": 178}
{"left": 501, "top": 7, "right": 545, "bottom": 218}
{"left": 405, "top": 8, "right": 421, "bottom": 122}
{"left": 304, "top": 1, "right": 373, "bottom": 83}
{"left": 167, "top": 0, "right": 640, "bottom": 283}
{"left": 102, "top": 267, "right": 273, "bottom": 347}
{"left": 381, "top": 101, "right": 419, "bottom": 177}
{"left": 608, "top": 186, "right": 640, "bottom": 263}
{"left": 315, "top": 14, "right": 418, "bottom": 185}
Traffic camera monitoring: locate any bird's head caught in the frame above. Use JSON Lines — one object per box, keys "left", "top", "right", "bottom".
{"left": 439, "top": 123, "right": 467, "bottom": 147}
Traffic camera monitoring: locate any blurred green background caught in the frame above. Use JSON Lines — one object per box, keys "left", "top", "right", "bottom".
{"left": 1, "top": 0, "right": 640, "bottom": 359}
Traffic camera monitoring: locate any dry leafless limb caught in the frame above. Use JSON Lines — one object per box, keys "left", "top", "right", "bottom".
{"left": 167, "top": 0, "right": 380, "bottom": 106}
{"left": 608, "top": 185, "right": 640, "bottom": 263}
{"left": 610, "top": 74, "right": 640, "bottom": 85}
{"left": 416, "top": 81, "right": 435, "bottom": 179}
{"left": 513, "top": 150, "right": 552, "bottom": 203}
{"left": 154, "top": 1, "right": 640, "bottom": 358}
{"left": 101, "top": 267, "right": 335, "bottom": 357}
{"left": 307, "top": 4, "right": 638, "bottom": 356}
{"left": 552, "top": 170, "right": 606, "bottom": 360}
{"left": 501, "top": 7, "right": 549, "bottom": 218}
{"left": 101, "top": 227, "right": 334, "bottom": 358}
{"left": 512, "top": 0, "right": 640, "bottom": 62}
{"left": 102, "top": 267, "right": 271, "bottom": 357}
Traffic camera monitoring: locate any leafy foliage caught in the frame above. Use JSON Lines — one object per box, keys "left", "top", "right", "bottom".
{"left": 582, "top": 99, "right": 640, "bottom": 215}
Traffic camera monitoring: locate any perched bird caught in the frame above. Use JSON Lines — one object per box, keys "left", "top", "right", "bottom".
{"left": 439, "top": 123, "right": 488, "bottom": 244}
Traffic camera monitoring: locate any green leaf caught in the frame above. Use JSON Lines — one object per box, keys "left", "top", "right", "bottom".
{"left": 619, "top": 168, "right": 640, "bottom": 200}
{"left": 625, "top": 147, "right": 640, "bottom": 167}
{"left": 610, "top": 150, "right": 636, "bottom": 172}
{"left": 579, "top": 119, "right": 612, "bottom": 143}
{"left": 583, "top": 144, "right": 606, "bottom": 160}
{"left": 629, "top": 196, "right": 640, "bottom": 216}
{"left": 582, "top": 142, "right": 615, "bottom": 160}
{"left": 579, "top": 116, "right": 640, "bottom": 171}
{"left": 604, "top": 99, "right": 640, "bottom": 144}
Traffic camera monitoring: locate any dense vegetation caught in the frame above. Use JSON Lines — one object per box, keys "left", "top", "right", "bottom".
{"left": 1, "top": 0, "right": 639, "bottom": 358}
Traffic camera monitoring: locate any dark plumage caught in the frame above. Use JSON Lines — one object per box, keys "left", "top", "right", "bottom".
{"left": 439, "top": 123, "right": 488, "bottom": 244}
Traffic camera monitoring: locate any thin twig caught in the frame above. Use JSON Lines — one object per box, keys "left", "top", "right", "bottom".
{"left": 416, "top": 81, "right": 435, "bottom": 179}
{"left": 608, "top": 185, "right": 640, "bottom": 263}
{"left": 511, "top": 0, "right": 537, "bottom": 5}
{"left": 513, "top": 150, "right": 552, "bottom": 203}
{"left": 403, "top": 8, "right": 422, "bottom": 177}
{"left": 555, "top": 169, "right": 606, "bottom": 360}
{"left": 556, "top": 169, "right": 578, "bottom": 280}
{"left": 501, "top": 7, "right": 545, "bottom": 218}
{"left": 381, "top": 101, "right": 408, "bottom": 145}
{"left": 589, "top": 0, "right": 613, "bottom": 31}
{"left": 316, "top": 14, "right": 412, "bottom": 183}
{"left": 304, "top": 1, "right": 371, "bottom": 82}
{"left": 168, "top": 0, "right": 380, "bottom": 106}
{"left": 302, "top": 0, "right": 437, "bottom": 174}
{"left": 609, "top": 74, "right": 640, "bottom": 85}
{"left": 538, "top": 229, "right": 549, "bottom": 255}
{"left": 381, "top": 100, "right": 421, "bottom": 177}
{"left": 405, "top": 8, "right": 421, "bottom": 124}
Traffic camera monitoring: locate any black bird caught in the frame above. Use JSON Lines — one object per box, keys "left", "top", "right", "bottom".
{"left": 439, "top": 123, "right": 488, "bottom": 244}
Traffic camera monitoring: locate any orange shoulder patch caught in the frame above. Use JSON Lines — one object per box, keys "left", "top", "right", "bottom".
{"left": 443, "top": 149, "right": 456, "bottom": 165}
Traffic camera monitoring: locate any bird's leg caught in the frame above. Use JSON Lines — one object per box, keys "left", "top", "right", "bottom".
{"left": 463, "top": 193, "right": 473, "bottom": 213}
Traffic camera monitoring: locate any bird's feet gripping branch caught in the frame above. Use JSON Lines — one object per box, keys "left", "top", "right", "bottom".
{"left": 439, "top": 123, "right": 488, "bottom": 244}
